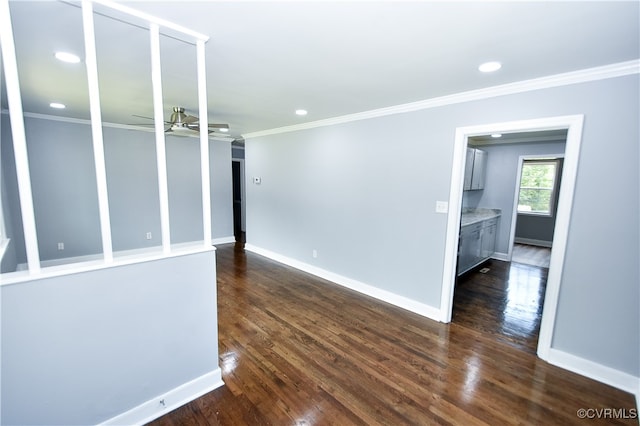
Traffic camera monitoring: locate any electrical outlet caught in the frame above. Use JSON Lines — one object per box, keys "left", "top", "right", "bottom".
{"left": 435, "top": 201, "right": 448, "bottom": 213}
{"left": 57, "top": 242, "right": 64, "bottom": 250}
{"left": 312, "top": 249, "right": 318, "bottom": 258}
{"left": 146, "top": 232, "right": 152, "bottom": 240}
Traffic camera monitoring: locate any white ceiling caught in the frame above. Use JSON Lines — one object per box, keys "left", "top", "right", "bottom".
{"left": 3, "top": 1, "right": 639, "bottom": 140}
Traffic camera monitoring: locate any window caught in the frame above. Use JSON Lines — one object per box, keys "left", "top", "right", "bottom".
{"left": 517, "top": 159, "right": 560, "bottom": 216}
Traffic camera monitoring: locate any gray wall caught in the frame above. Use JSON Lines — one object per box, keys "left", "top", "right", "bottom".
{"left": 1, "top": 250, "right": 219, "bottom": 425}
{"left": 464, "top": 142, "right": 566, "bottom": 254}
{"left": 245, "top": 74, "right": 639, "bottom": 378}
{"left": 0, "top": 116, "right": 234, "bottom": 265}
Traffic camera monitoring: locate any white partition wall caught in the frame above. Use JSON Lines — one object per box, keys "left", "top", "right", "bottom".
{"left": 0, "top": 0, "right": 213, "bottom": 277}
{"left": 0, "top": 1, "right": 223, "bottom": 424}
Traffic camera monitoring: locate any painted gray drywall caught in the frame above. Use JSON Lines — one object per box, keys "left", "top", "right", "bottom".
{"left": 1, "top": 117, "right": 234, "bottom": 265}
{"left": 210, "top": 140, "right": 234, "bottom": 239}
{"left": 25, "top": 117, "right": 103, "bottom": 261}
{"left": 464, "top": 142, "right": 566, "bottom": 254}
{"left": 1, "top": 250, "right": 219, "bottom": 425}
{"left": 1, "top": 115, "right": 27, "bottom": 266}
{"left": 232, "top": 145, "right": 245, "bottom": 159}
{"left": 103, "top": 127, "right": 162, "bottom": 251}
{"left": 245, "top": 74, "right": 639, "bottom": 377}
{"left": 1, "top": 115, "right": 18, "bottom": 272}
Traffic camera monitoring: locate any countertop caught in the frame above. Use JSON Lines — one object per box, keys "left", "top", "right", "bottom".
{"left": 461, "top": 208, "right": 501, "bottom": 227}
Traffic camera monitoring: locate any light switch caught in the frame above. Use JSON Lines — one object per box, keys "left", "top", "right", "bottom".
{"left": 436, "top": 201, "right": 448, "bottom": 213}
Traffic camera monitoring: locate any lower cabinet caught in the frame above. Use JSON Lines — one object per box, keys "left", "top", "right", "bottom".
{"left": 457, "top": 216, "right": 499, "bottom": 275}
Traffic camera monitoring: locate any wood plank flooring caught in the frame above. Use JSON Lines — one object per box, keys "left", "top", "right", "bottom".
{"left": 453, "top": 260, "right": 546, "bottom": 354}
{"left": 149, "top": 243, "right": 636, "bottom": 425}
{"left": 511, "top": 243, "right": 551, "bottom": 268}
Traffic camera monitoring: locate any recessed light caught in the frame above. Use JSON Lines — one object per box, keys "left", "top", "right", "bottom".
{"left": 491, "top": 133, "right": 502, "bottom": 138}
{"left": 219, "top": 128, "right": 229, "bottom": 132}
{"left": 479, "top": 61, "right": 502, "bottom": 73}
{"left": 55, "top": 51, "right": 80, "bottom": 64}
{"left": 49, "top": 102, "right": 66, "bottom": 109}
{"left": 295, "top": 109, "right": 308, "bottom": 116}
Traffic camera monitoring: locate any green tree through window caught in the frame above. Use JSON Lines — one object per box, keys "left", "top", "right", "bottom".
{"left": 518, "top": 160, "right": 558, "bottom": 215}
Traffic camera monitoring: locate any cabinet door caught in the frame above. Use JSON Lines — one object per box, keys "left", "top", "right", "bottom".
{"left": 481, "top": 221, "right": 497, "bottom": 259}
{"left": 463, "top": 148, "right": 474, "bottom": 190}
{"left": 471, "top": 149, "right": 487, "bottom": 190}
{"left": 458, "top": 224, "right": 482, "bottom": 274}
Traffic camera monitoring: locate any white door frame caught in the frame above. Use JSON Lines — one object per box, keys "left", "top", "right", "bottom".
{"left": 439, "top": 115, "right": 584, "bottom": 361}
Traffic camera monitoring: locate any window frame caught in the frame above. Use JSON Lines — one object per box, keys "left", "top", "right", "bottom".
{"left": 517, "top": 158, "right": 561, "bottom": 217}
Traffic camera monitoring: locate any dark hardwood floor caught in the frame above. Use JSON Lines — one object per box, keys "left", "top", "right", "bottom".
{"left": 149, "top": 243, "right": 636, "bottom": 425}
{"left": 453, "top": 260, "right": 546, "bottom": 354}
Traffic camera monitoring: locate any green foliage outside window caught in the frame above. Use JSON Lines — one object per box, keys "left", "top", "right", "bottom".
{"left": 518, "top": 161, "right": 557, "bottom": 215}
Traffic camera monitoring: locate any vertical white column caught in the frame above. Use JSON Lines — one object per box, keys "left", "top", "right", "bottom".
{"left": 197, "top": 40, "right": 212, "bottom": 247}
{"left": 82, "top": 0, "right": 113, "bottom": 262}
{"left": 149, "top": 24, "right": 171, "bottom": 254}
{"left": 0, "top": 0, "right": 40, "bottom": 273}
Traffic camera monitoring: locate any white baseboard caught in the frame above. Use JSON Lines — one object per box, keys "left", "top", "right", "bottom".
{"left": 211, "top": 236, "right": 236, "bottom": 245}
{"left": 514, "top": 237, "right": 553, "bottom": 248}
{"left": 100, "top": 369, "right": 224, "bottom": 426}
{"left": 244, "top": 244, "right": 443, "bottom": 322}
{"left": 547, "top": 348, "right": 640, "bottom": 402}
{"left": 491, "top": 251, "right": 509, "bottom": 262}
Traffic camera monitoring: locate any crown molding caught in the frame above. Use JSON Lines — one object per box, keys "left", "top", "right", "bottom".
{"left": 243, "top": 60, "right": 639, "bottom": 139}
{"left": 0, "top": 111, "right": 234, "bottom": 141}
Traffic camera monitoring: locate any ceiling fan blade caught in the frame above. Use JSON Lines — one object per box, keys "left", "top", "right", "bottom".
{"left": 183, "top": 115, "right": 199, "bottom": 124}
{"left": 132, "top": 114, "right": 172, "bottom": 125}
{"left": 208, "top": 123, "right": 229, "bottom": 129}
{"left": 132, "top": 114, "right": 153, "bottom": 121}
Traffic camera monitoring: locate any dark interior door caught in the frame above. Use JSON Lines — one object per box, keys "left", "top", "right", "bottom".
{"left": 232, "top": 161, "right": 242, "bottom": 239}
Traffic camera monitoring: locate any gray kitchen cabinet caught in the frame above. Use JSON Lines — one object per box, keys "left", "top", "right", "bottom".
{"left": 463, "top": 148, "right": 487, "bottom": 191}
{"left": 458, "top": 215, "right": 499, "bottom": 275}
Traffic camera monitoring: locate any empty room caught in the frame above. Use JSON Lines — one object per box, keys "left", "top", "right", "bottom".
{"left": 1, "top": 1, "right": 638, "bottom": 425}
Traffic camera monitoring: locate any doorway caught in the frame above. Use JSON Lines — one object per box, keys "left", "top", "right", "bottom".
{"left": 440, "top": 115, "right": 584, "bottom": 361}
{"left": 510, "top": 154, "right": 565, "bottom": 268}
{"left": 232, "top": 159, "right": 245, "bottom": 242}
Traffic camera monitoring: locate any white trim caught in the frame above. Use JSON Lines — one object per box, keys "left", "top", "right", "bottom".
{"left": 2, "top": 243, "right": 216, "bottom": 287}
{"left": 0, "top": 0, "right": 40, "bottom": 273}
{"left": 513, "top": 238, "right": 553, "bottom": 248}
{"left": 439, "top": 115, "right": 585, "bottom": 367}
{"left": 99, "top": 369, "right": 223, "bottom": 426}
{"left": 150, "top": 25, "right": 171, "bottom": 255}
{"left": 3, "top": 111, "right": 233, "bottom": 141}
{"left": 82, "top": 0, "right": 113, "bottom": 263}
{"left": 508, "top": 153, "right": 565, "bottom": 260}
{"left": 245, "top": 244, "right": 443, "bottom": 322}
{"left": 546, "top": 348, "right": 640, "bottom": 397}
{"left": 197, "top": 40, "right": 212, "bottom": 248}
{"left": 211, "top": 236, "right": 236, "bottom": 245}
{"left": 537, "top": 117, "right": 584, "bottom": 360}
{"left": 243, "top": 60, "right": 638, "bottom": 139}
{"left": 91, "top": 0, "right": 209, "bottom": 43}
{"left": 491, "top": 252, "right": 509, "bottom": 262}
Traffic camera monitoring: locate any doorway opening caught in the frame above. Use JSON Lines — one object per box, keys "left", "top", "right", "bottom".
{"left": 510, "top": 154, "right": 565, "bottom": 268}
{"left": 232, "top": 158, "right": 246, "bottom": 243}
{"left": 440, "top": 115, "right": 584, "bottom": 361}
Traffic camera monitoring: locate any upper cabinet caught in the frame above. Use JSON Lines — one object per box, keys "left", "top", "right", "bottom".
{"left": 463, "top": 148, "right": 487, "bottom": 191}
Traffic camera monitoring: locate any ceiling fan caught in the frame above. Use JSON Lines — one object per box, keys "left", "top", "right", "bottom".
{"left": 131, "top": 107, "right": 230, "bottom": 136}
